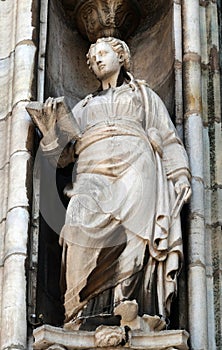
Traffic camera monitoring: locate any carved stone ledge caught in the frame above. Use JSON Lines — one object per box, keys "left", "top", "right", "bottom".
{"left": 61, "top": 0, "right": 141, "bottom": 42}
{"left": 33, "top": 324, "right": 189, "bottom": 350}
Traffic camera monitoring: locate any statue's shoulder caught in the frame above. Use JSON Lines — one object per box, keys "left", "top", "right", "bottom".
{"left": 135, "top": 79, "right": 153, "bottom": 96}
{"left": 135, "top": 79, "right": 158, "bottom": 100}
{"left": 135, "top": 79, "right": 150, "bottom": 88}
{"left": 136, "top": 80, "right": 162, "bottom": 103}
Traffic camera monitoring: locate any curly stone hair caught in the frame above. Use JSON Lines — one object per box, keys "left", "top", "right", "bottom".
{"left": 86, "top": 37, "right": 131, "bottom": 72}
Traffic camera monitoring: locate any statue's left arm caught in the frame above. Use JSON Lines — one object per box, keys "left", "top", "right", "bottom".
{"left": 144, "top": 87, "right": 191, "bottom": 202}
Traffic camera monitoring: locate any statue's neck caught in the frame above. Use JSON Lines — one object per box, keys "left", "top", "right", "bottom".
{"left": 101, "top": 71, "right": 119, "bottom": 90}
{"left": 100, "top": 68, "right": 129, "bottom": 90}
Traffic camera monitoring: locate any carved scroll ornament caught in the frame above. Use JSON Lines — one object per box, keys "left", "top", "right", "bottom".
{"left": 62, "top": 0, "right": 141, "bottom": 42}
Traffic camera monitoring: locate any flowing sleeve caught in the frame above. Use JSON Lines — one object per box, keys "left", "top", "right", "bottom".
{"left": 40, "top": 138, "right": 76, "bottom": 168}
{"left": 144, "top": 86, "right": 191, "bottom": 181}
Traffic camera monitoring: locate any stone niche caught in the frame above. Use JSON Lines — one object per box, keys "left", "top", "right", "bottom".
{"left": 45, "top": 0, "right": 174, "bottom": 112}
{"left": 35, "top": 0, "right": 178, "bottom": 330}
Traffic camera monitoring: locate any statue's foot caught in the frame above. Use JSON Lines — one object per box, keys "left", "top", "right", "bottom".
{"left": 114, "top": 300, "right": 138, "bottom": 322}
{"left": 114, "top": 300, "right": 166, "bottom": 332}
{"left": 142, "top": 314, "right": 166, "bottom": 332}
{"left": 114, "top": 300, "right": 142, "bottom": 330}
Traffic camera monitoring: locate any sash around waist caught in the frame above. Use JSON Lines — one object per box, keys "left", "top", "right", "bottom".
{"left": 75, "top": 119, "right": 149, "bottom": 155}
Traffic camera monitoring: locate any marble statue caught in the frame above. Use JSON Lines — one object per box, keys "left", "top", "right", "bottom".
{"left": 26, "top": 37, "right": 191, "bottom": 331}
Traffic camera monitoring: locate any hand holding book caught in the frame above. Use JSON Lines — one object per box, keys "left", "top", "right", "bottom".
{"left": 26, "top": 97, "right": 81, "bottom": 144}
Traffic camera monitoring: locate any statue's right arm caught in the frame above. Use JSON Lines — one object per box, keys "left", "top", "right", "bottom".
{"left": 26, "top": 97, "right": 81, "bottom": 168}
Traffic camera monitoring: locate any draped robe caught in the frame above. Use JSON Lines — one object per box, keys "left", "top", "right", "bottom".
{"left": 42, "top": 82, "right": 190, "bottom": 323}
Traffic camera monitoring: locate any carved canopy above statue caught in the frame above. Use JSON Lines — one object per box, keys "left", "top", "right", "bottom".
{"left": 61, "top": 0, "right": 142, "bottom": 42}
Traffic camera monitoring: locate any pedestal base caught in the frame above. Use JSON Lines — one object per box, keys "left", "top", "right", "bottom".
{"left": 33, "top": 325, "right": 189, "bottom": 350}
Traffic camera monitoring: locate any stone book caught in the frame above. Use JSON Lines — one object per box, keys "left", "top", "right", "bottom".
{"left": 26, "top": 97, "right": 81, "bottom": 141}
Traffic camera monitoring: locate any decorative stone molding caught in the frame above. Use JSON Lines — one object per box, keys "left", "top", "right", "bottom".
{"left": 33, "top": 324, "right": 189, "bottom": 350}
{"left": 94, "top": 325, "right": 126, "bottom": 347}
{"left": 61, "top": 0, "right": 141, "bottom": 42}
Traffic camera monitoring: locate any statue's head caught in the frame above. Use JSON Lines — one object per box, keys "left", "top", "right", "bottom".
{"left": 86, "top": 37, "right": 131, "bottom": 81}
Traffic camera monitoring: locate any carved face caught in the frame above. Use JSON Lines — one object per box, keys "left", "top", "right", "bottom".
{"left": 88, "top": 42, "right": 123, "bottom": 81}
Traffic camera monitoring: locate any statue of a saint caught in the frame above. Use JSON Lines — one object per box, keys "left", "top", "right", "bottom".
{"left": 27, "top": 37, "right": 191, "bottom": 330}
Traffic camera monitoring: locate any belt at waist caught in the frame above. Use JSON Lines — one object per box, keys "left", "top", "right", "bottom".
{"left": 76, "top": 120, "right": 148, "bottom": 155}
